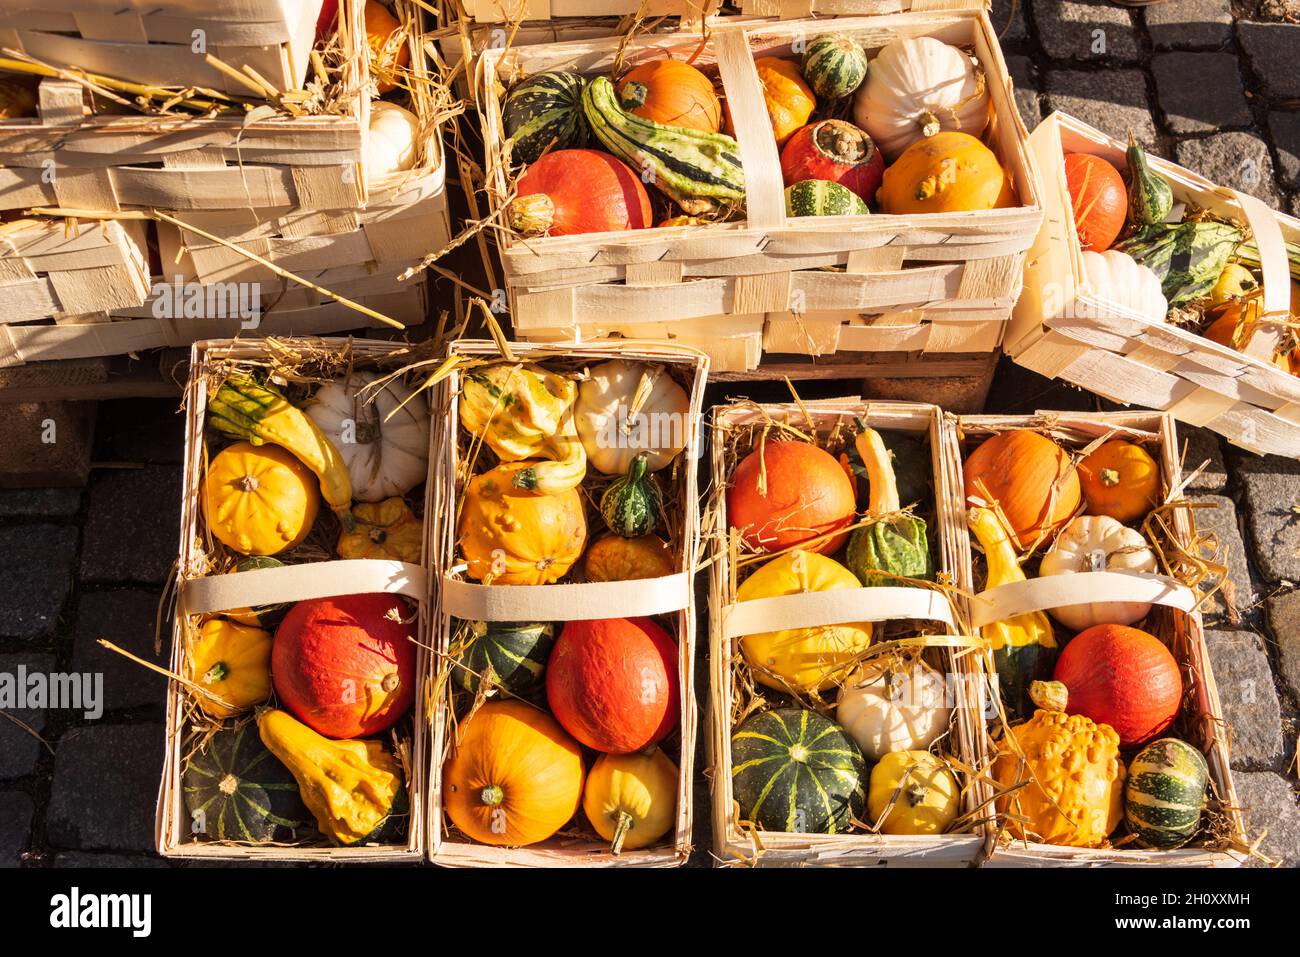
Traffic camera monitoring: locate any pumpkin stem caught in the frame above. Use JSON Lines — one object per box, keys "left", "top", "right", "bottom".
{"left": 381, "top": 673, "right": 400, "bottom": 693}
{"left": 618, "top": 80, "right": 649, "bottom": 111}
{"left": 202, "top": 662, "right": 229, "bottom": 684}
{"left": 905, "top": 782, "right": 929, "bottom": 808}
{"left": 507, "top": 192, "right": 556, "bottom": 237}
{"left": 218, "top": 773, "right": 239, "bottom": 797}
{"left": 626, "top": 451, "right": 650, "bottom": 483}
{"left": 1029, "top": 679, "right": 1069, "bottom": 713}
{"left": 814, "top": 119, "right": 869, "bottom": 164}
{"left": 1100, "top": 467, "right": 1121, "bottom": 487}
{"left": 480, "top": 785, "right": 505, "bottom": 807}
{"left": 918, "top": 110, "right": 941, "bottom": 139}
{"left": 611, "top": 809, "right": 635, "bottom": 855}
{"left": 236, "top": 474, "right": 260, "bottom": 493}
{"left": 369, "top": 527, "right": 388, "bottom": 544}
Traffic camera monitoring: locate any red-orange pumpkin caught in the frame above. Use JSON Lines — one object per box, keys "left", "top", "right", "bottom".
{"left": 1064, "top": 153, "right": 1127, "bottom": 251}
{"left": 272, "top": 593, "right": 416, "bottom": 739}
{"left": 507, "top": 149, "right": 653, "bottom": 237}
{"left": 780, "top": 120, "right": 884, "bottom": 203}
{"left": 963, "top": 430, "right": 1081, "bottom": 546}
{"left": 545, "top": 617, "right": 679, "bottom": 753}
{"left": 1034, "top": 623, "right": 1182, "bottom": 747}
{"left": 727, "top": 440, "right": 857, "bottom": 554}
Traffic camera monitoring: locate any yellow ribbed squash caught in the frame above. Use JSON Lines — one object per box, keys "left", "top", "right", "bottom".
{"left": 203, "top": 442, "right": 320, "bottom": 556}
{"left": 867, "top": 749, "right": 960, "bottom": 835}
{"left": 877, "top": 131, "right": 1013, "bottom": 214}
{"left": 186, "top": 618, "right": 272, "bottom": 718}
{"left": 336, "top": 496, "right": 422, "bottom": 562}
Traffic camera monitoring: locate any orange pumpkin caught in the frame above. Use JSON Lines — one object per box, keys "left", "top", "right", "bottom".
{"left": 443, "top": 700, "right": 585, "bottom": 847}
{"left": 1063, "top": 153, "right": 1127, "bottom": 251}
{"left": 877, "top": 131, "right": 1013, "bottom": 215}
{"left": 585, "top": 534, "right": 676, "bottom": 582}
{"left": 727, "top": 440, "right": 856, "bottom": 554}
{"left": 617, "top": 59, "right": 721, "bottom": 133}
{"left": 364, "top": 0, "right": 409, "bottom": 94}
{"left": 1077, "top": 440, "right": 1160, "bottom": 524}
{"left": 458, "top": 461, "right": 587, "bottom": 584}
{"left": 963, "top": 430, "right": 1081, "bottom": 547}
{"left": 726, "top": 57, "right": 815, "bottom": 149}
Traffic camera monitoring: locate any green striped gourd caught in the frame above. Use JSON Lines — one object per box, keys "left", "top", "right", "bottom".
{"left": 183, "top": 725, "right": 313, "bottom": 843}
{"left": 785, "top": 179, "right": 869, "bottom": 217}
{"left": 503, "top": 71, "right": 588, "bottom": 164}
{"left": 801, "top": 33, "right": 868, "bottom": 99}
{"left": 452, "top": 620, "right": 555, "bottom": 695}
{"left": 224, "top": 556, "right": 290, "bottom": 628}
{"left": 582, "top": 75, "right": 745, "bottom": 215}
{"left": 1115, "top": 221, "right": 1242, "bottom": 306}
{"left": 1125, "top": 737, "right": 1210, "bottom": 849}
{"left": 600, "top": 452, "right": 661, "bottom": 538}
{"left": 731, "top": 708, "right": 866, "bottom": 834}
{"left": 1125, "top": 132, "right": 1173, "bottom": 227}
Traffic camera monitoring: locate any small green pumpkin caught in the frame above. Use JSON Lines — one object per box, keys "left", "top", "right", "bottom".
{"left": 451, "top": 620, "right": 555, "bottom": 695}
{"left": 1125, "top": 738, "right": 1209, "bottom": 849}
{"left": 504, "top": 71, "right": 588, "bottom": 165}
{"left": 224, "top": 556, "right": 289, "bottom": 628}
{"left": 1125, "top": 132, "right": 1173, "bottom": 228}
{"left": 844, "top": 427, "right": 933, "bottom": 587}
{"left": 801, "top": 33, "right": 868, "bottom": 100}
{"left": 600, "top": 452, "right": 662, "bottom": 538}
{"left": 785, "top": 179, "right": 869, "bottom": 217}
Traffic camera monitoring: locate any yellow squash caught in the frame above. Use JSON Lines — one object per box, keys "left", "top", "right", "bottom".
{"left": 877, "top": 131, "right": 1012, "bottom": 214}
{"left": 337, "top": 496, "right": 422, "bottom": 562}
{"left": 584, "top": 534, "right": 675, "bottom": 582}
{"left": 867, "top": 750, "right": 960, "bottom": 835}
{"left": 203, "top": 441, "right": 320, "bottom": 556}
{"left": 186, "top": 618, "right": 272, "bottom": 718}
{"left": 583, "top": 748, "right": 679, "bottom": 854}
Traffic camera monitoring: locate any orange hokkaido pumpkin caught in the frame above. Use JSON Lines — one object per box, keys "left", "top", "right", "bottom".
{"left": 1077, "top": 440, "right": 1161, "bottom": 524}
{"left": 616, "top": 59, "right": 721, "bottom": 133}
{"left": 963, "top": 430, "right": 1081, "bottom": 546}
{"left": 1063, "top": 153, "right": 1127, "bottom": 251}
{"left": 443, "top": 700, "right": 585, "bottom": 847}
{"left": 727, "top": 440, "right": 857, "bottom": 554}
{"left": 877, "top": 131, "right": 1013, "bottom": 214}
{"left": 726, "top": 57, "right": 815, "bottom": 148}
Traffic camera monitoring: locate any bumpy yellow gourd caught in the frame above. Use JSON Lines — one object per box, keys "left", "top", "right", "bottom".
{"left": 186, "top": 617, "right": 272, "bottom": 718}
{"left": 994, "top": 709, "right": 1125, "bottom": 847}
{"left": 336, "top": 496, "right": 422, "bottom": 562}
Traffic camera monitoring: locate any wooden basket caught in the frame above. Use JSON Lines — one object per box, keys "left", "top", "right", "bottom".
{"left": 426, "top": 338, "right": 709, "bottom": 867}
{"left": 1007, "top": 111, "right": 1300, "bottom": 459}
{"left": 947, "top": 410, "right": 1248, "bottom": 867}
{"left": 707, "top": 398, "right": 993, "bottom": 866}
{"left": 479, "top": 11, "right": 1041, "bottom": 375}
{"left": 156, "top": 336, "right": 434, "bottom": 862}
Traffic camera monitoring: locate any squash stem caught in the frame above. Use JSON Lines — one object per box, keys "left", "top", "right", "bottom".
{"left": 480, "top": 785, "right": 505, "bottom": 807}
{"left": 611, "top": 810, "right": 635, "bottom": 855}
{"left": 1029, "top": 679, "right": 1069, "bottom": 713}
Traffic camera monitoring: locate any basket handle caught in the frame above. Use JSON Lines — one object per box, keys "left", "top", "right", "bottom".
{"left": 179, "top": 559, "right": 427, "bottom": 615}
{"left": 1233, "top": 189, "right": 1291, "bottom": 364}
{"left": 721, "top": 586, "right": 956, "bottom": 639}
{"left": 966, "top": 570, "right": 1198, "bottom": 628}
{"left": 713, "top": 27, "right": 786, "bottom": 231}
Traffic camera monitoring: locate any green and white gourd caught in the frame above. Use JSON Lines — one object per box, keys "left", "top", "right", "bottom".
{"left": 600, "top": 452, "right": 662, "bottom": 538}
{"left": 844, "top": 426, "right": 933, "bottom": 587}
{"left": 1116, "top": 220, "right": 1242, "bottom": 307}
{"left": 452, "top": 620, "right": 555, "bottom": 695}
{"left": 1125, "top": 737, "right": 1210, "bottom": 849}
{"left": 785, "top": 179, "right": 869, "bottom": 217}
{"left": 1125, "top": 132, "right": 1174, "bottom": 227}
{"left": 503, "top": 71, "right": 589, "bottom": 165}
{"left": 800, "top": 33, "right": 869, "bottom": 99}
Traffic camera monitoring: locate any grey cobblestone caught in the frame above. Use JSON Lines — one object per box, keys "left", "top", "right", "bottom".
{"left": 1233, "top": 771, "right": 1300, "bottom": 867}
{"left": 1045, "top": 70, "right": 1157, "bottom": 145}
{"left": 47, "top": 724, "right": 164, "bottom": 852}
{"left": 73, "top": 590, "right": 169, "bottom": 713}
{"left": 1174, "top": 132, "right": 1283, "bottom": 207}
{"left": 92, "top": 399, "right": 186, "bottom": 465}
{"left": 0, "top": 653, "right": 54, "bottom": 780}
{"left": 1179, "top": 427, "right": 1228, "bottom": 492}
{"left": 1235, "top": 454, "right": 1300, "bottom": 583}
{"left": 0, "top": 525, "right": 77, "bottom": 640}
{"left": 1204, "top": 630, "right": 1286, "bottom": 770}
{"left": 1191, "top": 494, "right": 1260, "bottom": 623}
{"left": 80, "top": 466, "right": 182, "bottom": 584}
{"left": 1143, "top": 0, "right": 1233, "bottom": 48}
{"left": 0, "top": 792, "right": 34, "bottom": 868}
{"left": 990, "top": 0, "right": 1027, "bottom": 42}
{"left": 1007, "top": 56, "right": 1042, "bottom": 128}
{"left": 1153, "top": 53, "right": 1251, "bottom": 133}
{"left": 0, "top": 488, "right": 82, "bottom": 518}
{"left": 1238, "top": 21, "right": 1300, "bottom": 101}
{"left": 1263, "top": 589, "right": 1300, "bottom": 703}
{"left": 1036, "top": 0, "right": 1141, "bottom": 62}
{"left": 1269, "top": 110, "right": 1300, "bottom": 191}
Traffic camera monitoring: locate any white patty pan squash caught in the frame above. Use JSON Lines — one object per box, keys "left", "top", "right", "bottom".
{"left": 304, "top": 372, "right": 430, "bottom": 503}
{"left": 1038, "top": 514, "right": 1158, "bottom": 631}
{"left": 575, "top": 359, "right": 691, "bottom": 475}
{"left": 365, "top": 101, "right": 420, "bottom": 184}
{"left": 1082, "top": 249, "right": 1168, "bottom": 323}
{"left": 836, "top": 657, "right": 951, "bottom": 762}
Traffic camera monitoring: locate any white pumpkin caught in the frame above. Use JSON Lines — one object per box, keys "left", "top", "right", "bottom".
{"left": 1081, "top": 249, "right": 1168, "bottom": 323}
{"left": 574, "top": 359, "right": 690, "bottom": 475}
{"left": 305, "top": 371, "right": 430, "bottom": 502}
{"left": 364, "top": 101, "right": 420, "bottom": 184}
{"left": 853, "top": 36, "right": 990, "bottom": 162}
{"left": 1039, "top": 514, "right": 1158, "bottom": 631}
{"left": 836, "top": 658, "right": 951, "bottom": 762}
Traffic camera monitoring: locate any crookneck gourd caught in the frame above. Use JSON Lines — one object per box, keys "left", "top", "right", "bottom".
{"left": 844, "top": 425, "right": 933, "bottom": 587}
{"left": 600, "top": 452, "right": 662, "bottom": 538}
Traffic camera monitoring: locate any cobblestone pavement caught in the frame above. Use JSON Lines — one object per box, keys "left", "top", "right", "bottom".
{"left": 2, "top": 1, "right": 1299, "bottom": 868}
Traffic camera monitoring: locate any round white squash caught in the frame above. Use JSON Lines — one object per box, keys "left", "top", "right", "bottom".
{"left": 852, "top": 36, "right": 990, "bottom": 162}
{"left": 1081, "top": 249, "right": 1168, "bottom": 324}
{"left": 836, "top": 657, "right": 951, "bottom": 762}
{"left": 1039, "top": 514, "right": 1159, "bottom": 631}
{"left": 364, "top": 101, "right": 420, "bottom": 184}
{"left": 574, "top": 359, "right": 691, "bottom": 475}
{"left": 305, "top": 371, "right": 430, "bottom": 502}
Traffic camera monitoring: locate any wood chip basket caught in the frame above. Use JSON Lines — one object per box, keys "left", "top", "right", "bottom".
{"left": 1007, "top": 111, "right": 1300, "bottom": 459}
{"left": 156, "top": 336, "right": 433, "bottom": 862}
{"left": 479, "top": 9, "right": 1041, "bottom": 376}
{"left": 947, "top": 410, "right": 1249, "bottom": 866}
{"left": 707, "top": 398, "right": 993, "bottom": 866}
{"left": 427, "top": 338, "right": 709, "bottom": 866}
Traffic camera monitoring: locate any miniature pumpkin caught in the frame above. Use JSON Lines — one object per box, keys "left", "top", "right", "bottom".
{"left": 364, "top": 101, "right": 419, "bottom": 183}
{"left": 616, "top": 59, "right": 721, "bottom": 133}
{"left": 574, "top": 359, "right": 690, "bottom": 475}
{"left": 1209, "top": 263, "right": 1259, "bottom": 306}
{"left": 184, "top": 724, "right": 312, "bottom": 843}
{"left": 363, "top": 0, "right": 410, "bottom": 94}
{"left": 258, "top": 708, "right": 404, "bottom": 846}
{"left": 224, "top": 556, "right": 289, "bottom": 629}
{"left": 1125, "top": 132, "right": 1174, "bottom": 227}
{"left": 727, "top": 440, "right": 856, "bottom": 554}
{"left": 1082, "top": 249, "right": 1168, "bottom": 324}
{"left": 1039, "top": 515, "right": 1158, "bottom": 631}
{"left": 779, "top": 120, "right": 884, "bottom": 203}
{"left": 600, "top": 452, "right": 662, "bottom": 538}
{"left": 1077, "top": 440, "right": 1161, "bottom": 523}
{"left": 203, "top": 441, "right": 320, "bottom": 556}
{"left": 1125, "top": 738, "right": 1209, "bottom": 849}
{"left": 963, "top": 429, "right": 1081, "bottom": 546}
{"left": 730, "top": 57, "right": 815, "bottom": 149}
{"left": 336, "top": 497, "right": 422, "bottom": 563}
{"left": 993, "top": 708, "right": 1125, "bottom": 847}
{"left": 583, "top": 748, "right": 679, "bottom": 854}
{"left": 584, "top": 534, "right": 675, "bottom": 582}
{"left": 450, "top": 620, "right": 554, "bottom": 695}
{"left": 835, "top": 656, "right": 951, "bottom": 761}
{"left": 877, "top": 131, "right": 1012, "bottom": 215}
{"left": 186, "top": 618, "right": 272, "bottom": 718}
{"left": 508, "top": 149, "right": 652, "bottom": 237}
{"left": 458, "top": 461, "right": 587, "bottom": 584}
{"left": 443, "top": 699, "right": 585, "bottom": 847}
{"left": 867, "top": 750, "right": 960, "bottom": 836}
{"left": 843, "top": 425, "right": 933, "bottom": 586}
{"left": 1064, "top": 153, "right": 1127, "bottom": 251}
{"left": 800, "top": 32, "right": 868, "bottom": 100}
{"left": 736, "top": 550, "right": 872, "bottom": 693}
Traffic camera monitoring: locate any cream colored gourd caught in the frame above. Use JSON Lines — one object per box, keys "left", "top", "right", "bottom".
{"left": 365, "top": 101, "right": 420, "bottom": 184}
{"left": 836, "top": 657, "right": 951, "bottom": 762}
{"left": 1039, "top": 515, "right": 1158, "bottom": 631}
{"left": 1082, "top": 250, "right": 1168, "bottom": 323}
{"left": 305, "top": 371, "right": 430, "bottom": 502}
{"left": 853, "top": 37, "right": 989, "bottom": 161}
{"left": 575, "top": 359, "right": 690, "bottom": 475}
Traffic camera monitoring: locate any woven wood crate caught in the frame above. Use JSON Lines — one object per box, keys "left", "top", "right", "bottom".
{"left": 427, "top": 338, "right": 709, "bottom": 866}
{"left": 157, "top": 336, "right": 433, "bottom": 862}
{"left": 479, "top": 11, "right": 1041, "bottom": 371}
{"left": 947, "top": 410, "right": 1248, "bottom": 866}
{"left": 1007, "top": 111, "right": 1300, "bottom": 459}
{"left": 707, "top": 398, "right": 993, "bottom": 866}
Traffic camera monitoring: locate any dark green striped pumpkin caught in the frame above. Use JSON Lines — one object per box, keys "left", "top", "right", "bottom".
{"left": 1115, "top": 220, "right": 1242, "bottom": 307}
{"left": 800, "top": 33, "right": 868, "bottom": 100}
{"left": 785, "top": 179, "right": 869, "bottom": 218}
{"left": 224, "top": 556, "right": 289, "bottom": 629}
{"left": 183, "top": 724, "right": 312, "bottom": 844}
{"left": 503, "top": 71, "right": 588, "bottom": 165}
{"left": 600, "top": 452, "right": 661, "bottom": 538}
{"left": 732, "top": 708, "right": 866, "bottom": 834}
{"left": 1125, "top": 737, "right": 1209, "bottom": 849}
{"left": 451, "top": 620, "right": 555, "bottom": 694}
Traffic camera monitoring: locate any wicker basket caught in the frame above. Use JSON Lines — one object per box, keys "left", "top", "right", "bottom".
{"left": 707, "top": 398, "right": 993, "bottom": 866}
{"left": 479, "top": 10, "right": 1041, "bottom": 375}
{"left": 1007, "top": 111, "right": 1300, "bottom": 459}
{"left": 156, "top": 336, "right": 433, "bottom": 862}
{"left": 948, "top": 410, "right": 1248, "bottom": 867}
{"left": 426, "top": 337, "right": 709, "bottom": 866}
